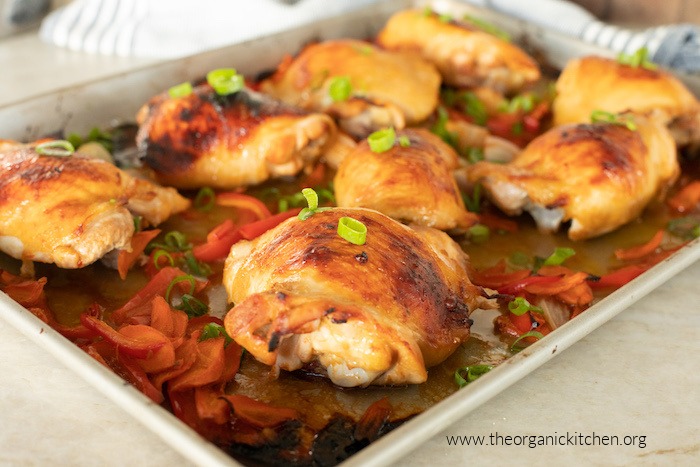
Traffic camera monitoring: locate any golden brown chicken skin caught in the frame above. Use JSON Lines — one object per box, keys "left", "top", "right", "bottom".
{"left": 259, "top": 39, "right": 441, "bottom": 138}
{"left": 223, "top": 208, "right": 489, "bottom": 387}
{"left": 553, "top": 56, "right": 700, "bottom": 145}
{"left": 136, "top": 85, "right": 336, "bottom": 189}
{"left": 334, "top": 128, "right": 478, "bottom": 231}
{"left": 376, "top": 9, "right": 540, "bottom": 94}
{"left": 0, "top": 145, "right": 189, "bottom": 268}
{"left": 467, "top": 116, "right": 679, "bottom": 240}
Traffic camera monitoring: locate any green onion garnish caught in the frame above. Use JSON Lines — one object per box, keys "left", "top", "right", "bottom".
{"left": 422, "top": 6, "right": 433, "bottom": 17}
{"left": 438, "top": 13, "right": 453, "bottom": 23}
{"left": 199, "top": 323, "right": 233, "bottom": 344}
{"left": 183, "top": 251, "right": 212, "bottom": 277}
{"left": 590, "top": 110, "right": 637, "bottom": 131}
{"left": 206, "top": 68, "right": 244, "bottom": 96}
{"left": 177, "top": 294, "right": 209, "bottom": 318}
{"left": 501, "top": 94, "right": 535, "bottom": 114}
{"left": 367, "top": 127, "right": 396, "bottom": 153}
{"left": 466, "top": 147, "right": 484, "bottom": 164}
{"left": 337, "top": 216, "right": 367, "bottom": 245}
{"left": 168, "top": 82, "right": 193, "bottom": 99}
{"left": 165, "top": 275, "right": 196, "bottom": 304}
{"left": 543, "top": 247, "right": 576, "bottom": 266}
{"left": 667, "top": 215, "right": 700, "bottom": 240}
{"left": 36, "top": 140, "right": 75, "bottom": 157}
{"left": 511, "top": 121, "right": 524, "bottom": 136}
{"left": 463, "top": 14, "right": 511, "bottom": 41}
{"left": 461, "top": 92, "right": 488, "bottom": 125}
{"left": 194, "top": 187, "right": 216, "bottom": 212}
{"left": 508, "top": 251, "right": 531, "bottom": 269}
{"left": 511, "top": 331, "right": 544, "bottom": 352}
{"left": 508, "top": 297, "right": 543, "bottom": 316}
{"left": 431, "top": 106, "right": 459, "bottom": 148}
{"left": 301, "top": 187, "right": 319, "bottom": 211}
{"left": 329, "top": 76, "right": 352, "bottom": 102}
{"left": 133, "top": 216, "right": 142, "bottom": 233}
{"left": 152, "top": 250, "right": 175, "bottom": 270}
{"left": 468, "top": 224, "right": 490, "bottom": 244}
{"left": 398, "top": 135, "right": 411, "bottom": 147}
{"left": 617, "top": 46, "right": 656, "bottom": 70}
{"left": 454, "top": 364, "right": 493, "bottom": 388}
{"left": 462, "top": 183, "right": 482, "bottom": 213}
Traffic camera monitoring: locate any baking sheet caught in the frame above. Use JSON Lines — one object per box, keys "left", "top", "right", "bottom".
{"left": 1, "top": 1, "right": 699, "bottom": 466}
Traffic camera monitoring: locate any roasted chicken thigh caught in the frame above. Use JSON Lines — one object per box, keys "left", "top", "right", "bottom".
{"left": 136, "top": 85, "right": 336, "bottom": 189}
{"left": 467, "top": 116, "right": 679, "bottom": 240}
{"left": 223, "top": 208, "right": 488, "bottom": 387}
{"left": 334, "top": 128, "right": 478, "bottom": 231}
{"left": 260, "top": 39, "right": 441, "bottom": 138}
{"left": 377, "top": 9, "right": 540, "bottom": 94}
{"left": 553, "top": 56, "right": 700, "bottom": 145}
{"left": 0, "top": 144, "right": 189, "bottom": 268}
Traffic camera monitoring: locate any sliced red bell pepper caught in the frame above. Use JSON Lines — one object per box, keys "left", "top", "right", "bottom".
{"left": 614, "top": 230, "right": 664, "bottom": 261}
{"left": 192, "top": 219, "right": 242, "bottom": 262}
{"left": 117, "top": 229, "right": 161, "bottom": 280}
{"left": 509, "top": 311, "right": 533, "bottom": 334}
{"left": 238, "top": 208, "right": 302, "bottom": 240}
{"left": 667, "top": 180, "right": 700, "bottom": 213}
{"left": 588, "top": 265, "right": 648, "bottom": 289}
{"left": 498, "top": 275, "right": 561, "bottom": 295}
{"left": 216, "top": 192, "right": 272, "bottom": 221}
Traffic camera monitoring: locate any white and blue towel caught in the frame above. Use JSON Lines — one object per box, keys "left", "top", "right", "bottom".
{"left": 39, "top": 0, "right": 700, "bottom": 73}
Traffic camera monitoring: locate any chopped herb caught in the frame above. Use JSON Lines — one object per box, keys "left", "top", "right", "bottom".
{"left": 194, "top": 187, "right": 216, "bottom": 212}
{"left": 35, "top": 140, "right": 75, "bottom": 157}
{"left": 183, "top": 251, "right": 212, "bottom": 278}
{"left": 438, "top": 13, "right": 453, "bottom": 23}
{"left": 463, "top": 184, "right": 482, "bottom": 213}
{"left": 165, "top": 275, "right": 196, "bottom": 304}
{"left": 508, "top": 297, "right": 543, "bottom": 316}
{"left": 466, "top": 147, "right": 485, "bottom": 164}
{"left": 667, "top": 215, "right": 700, "bottom": 240}
{"left": 431, "top": 106, "right": 458, "bottom": 147}
{"left": 177, "top": 294, "right": 209, "bottom": 318}
{"left": 206, "top": 68, "right": 244, "bottom": 96}
{"left": 511, "top": 121, "right": 524, "bottom": 136}
{"left": 367, "top": 127, "right": 396, "bottom": 153}
{"left": 461, "top": 92, "right": 488, "bottom": 125}
{"left": 329, "top": 76, "right": 352, "bottom": 102}
{"left": 398, "top": 135, "right": 411, "bottom": 147}
{"left": 297, "top": 188, "right": 331, "bottom": 220}
{"left": 132, "top": 216, "right": 142, "bottom": 232}
{"left": 617, "top": 46, "right": 657, "bottom": 70}
{"left": 591, "top": 110, "right": 637, "bottom": 131}
{"left": 511, "top": 331, "right": 544, "bottom": 352}
{"left": 152, "top": 249, "right": 175, "bottom": 270}
{"left": 168, "top": 82, "right": 193, "bottom": 99}
{"left": 543, "top": 247, "right": 576, "bottom": 266}
{"left": 337, "top": 216, "right": 367, "bottom": 245}
{"left": 468, "top": 224, "right": 490, "bottom": 244}
{"left": 199, "top": 323, "right": 233, "bottom": 344}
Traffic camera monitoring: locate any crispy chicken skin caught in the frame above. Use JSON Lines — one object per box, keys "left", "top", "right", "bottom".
{"left": 334, "top": 128, "right": 478, "bottom": 231}
{"left": 259, "top": 39, "right": 441, "bottom": 138}
{"left": 223, "top": 208, "right": 488, "bottom": 387}
{"left": 376, "top": 9, "right": 540, "bottom": 94}
{"left": 467, "top": 116, "right": 679, "bottom": 240}
{"left": 0, "top": 145, "right": 189, "bottom": 268}
{"left": 136, "top": 85, "right": 336, "bottom": 189}
{"left": 553, "top": 56, "right": 700, "bottom": 145}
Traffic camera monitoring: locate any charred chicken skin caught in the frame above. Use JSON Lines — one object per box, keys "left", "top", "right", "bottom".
{"left": 376, "top": 9, "right": 540, "bottom": 94}
{"left": 467, "top": 116, "right": 679, "bottom": 240}
{"left": 0, "top": 145, "right": 189, "bottom": 268}
{"left": 553, "top": 56, "right": 700, "bottom": 145}
{"left": 334, "top": 128, "right": 478, "bottom": 231}
{"left": 223, "top": 208, "right": 489, "bottom": 387}
{"left": 136, "top": 85, "right": 336, "bottom": 189}
{"left": 259, "top": 39, "right": 441, "bottom": 138}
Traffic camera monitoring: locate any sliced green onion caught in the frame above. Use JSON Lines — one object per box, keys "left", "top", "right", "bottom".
{"left": 508, "top": 297, "right": 543, "bottom": 316}
{"left": 617, "top": 46, "right": 657, "bottom": 70}
{"left": 298, "top": 207, "right": 315, "bottom": 221}
{"left": 367, "top": 127, "right": 396, "bottom": 153}
{"left": 177, "top": 294, "right": 209, "bottom": 318}
{"left": 501, "top": 94, "right": 535, "bottom": 114}
{"left": 165, "top": 231, "right": 190, "bottom": 252}
{"left": 431, "top": 106, "right": 458, "bottom": 148}
{"left": 511, "top": 331, "right": 544, "bottom": 352}
{"left": 316, "top": 187, "right": 336, "bottom": 204}
{"left": 152, "top": 249, "right": 175, "bottom": 270}
{"left": 422, "top": 6, "right": 433, "bottom": 17}
{"left": 463, "top": 14, "right": 511, "bottom": 41}
{"left": 692, "top": 225, "right": 700, "bottom": 238}
{"left": 133, "top": 216, "right": 142, "bottom": 233}
{"left": 462, "top": 183, "right": 482, "bottom": 214}
{"left": 543, "top": 247, "right": 576, "bottom": 266}
{"left": 511, "top": 121, "right": 524, "bottom": 136}
{"left": 206, "top": 68, "right": 244, "bottom": 96}
{"left": 466, "top": 147, "right": 484, "bottom": 164}
{"left": 590, "top": 110, "right": 637, "bottom": 131}
{"left": 168, "top": 82, "right": 193, "bottom": 99}
{"left": 278, "top": 198, "right": 290, "bottom": 213}
{"left": 301, "top": 187, "right": 319, "bottom": 211}
{"left": 398, "top": 135, "right": 411, "bottom": 147}
{"left": 36, "top": 140, "right": 75, "bottom": 157}
{"left": 329, "top": 76, "right": 352, "bottom": 102}
{"left": 165, "top": 275, "right": 196, "bottom": 304}
{"left": 508, "top": 251, "right": 531, "bottom": 269}
{"left": 468, "top": 224, "right": 490, "bottom": 244}
{"left": 667, "top": 216, "right": 700, "bottom": 240}
{"left": 455, "top": 364, "right": 493, "bottom": 388}
{"left": 338, "top": 217, "right": 367, "bottom": 245}
{"left": 199, "top": 323, "right": 233, "bottom": 344}
{"left": 184, "top": 251, "right": 212, "bottom": 277}
{"left": 194, "top": 187, "right": 216, "bottom": 212}
{"left": 461, "top": 92, "right": 488, "bottom": 125}
{"left": 438, "top": 13, "right": 453, "bottom": 23}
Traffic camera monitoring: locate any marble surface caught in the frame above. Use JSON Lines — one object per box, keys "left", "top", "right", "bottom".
{"left": 1, "top": 31, "right": 699, "bottom": 467}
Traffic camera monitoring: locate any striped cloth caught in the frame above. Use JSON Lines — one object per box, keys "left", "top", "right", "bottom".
{"left": 39, "top": 0, "right": 700, "bottom": 73}
{"left": 464, "top": 0, "right": 700, "bottom": 72}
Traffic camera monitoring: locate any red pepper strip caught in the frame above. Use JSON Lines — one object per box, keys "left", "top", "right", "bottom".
{"left": 116, "top": 354, "right": 164, "bottom": 404}
{"left": 477, "top": 212, "right": 518, "bottom": 233}
{"left": 119, "top": 325, "right": 175, "bottom": 373}
{"left": 498, "top": 275, "right": 561, "bottom": 295}
{"left": 194, "top": 385, "right": 230, "bottom": 425}
{"left": 523, "top": 272, "right": 589, "bottom": 295}
{"left": 523, "top": 102, "right": 550, "bottom": 133}
{"left": 667, "top": 180, "right": 700, "bottom": 213}
{"left": 80, "top": 315, "right": 165, "bottom": 359}
{"left": 238, "top": 208, "right": 302, "bottom": 241}
{"left": 169, "top": 337, "right": 226, "bottom": 392}
{"left": 509, "top": 311, "right": 533, "bottom": 334}
{"left": 29, "top": 306, "right": 96, "bottom": 340}
{"left": 1, "top": 276, "right": 47, "bottom": 306}
{"left": 192, "top": 219, "right": 242, "bottom": 262}
{"left": 355, "top": 397, "right": 392, "bottom": 441}
{"left": 470, "top": 260, "right": 531, "bottom": 289}
{"left": 220, "top": 394, "right": 299, "bottom": 428}
{"left": 494, "top": 314, "right": 522, "bottom": 338}
{"left": 117, "top": 229, "right": 161, "bottom": 280}
{"left": 614, "top": 230, "right": 664, "bottom": 261}
{"left": 216, "top": 192, "right": 272, "bottom": 221}
{"left": 588, "top": 265, "right": 648, "bottom": 289}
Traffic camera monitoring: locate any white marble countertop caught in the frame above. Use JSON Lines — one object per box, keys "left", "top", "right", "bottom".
{"left": 1, "top": 30, "right": 699, "bottom": 467}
